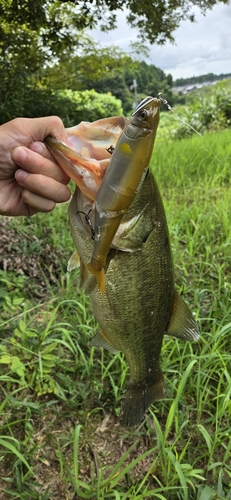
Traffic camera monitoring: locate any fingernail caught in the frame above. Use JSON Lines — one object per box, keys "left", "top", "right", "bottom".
{"left": 15, "top": 169, "right": 28, "bottom": 183}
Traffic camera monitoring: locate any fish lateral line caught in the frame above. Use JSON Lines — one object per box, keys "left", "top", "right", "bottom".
{"left": 158, "top": 92, "right": 225, "bottom": 167}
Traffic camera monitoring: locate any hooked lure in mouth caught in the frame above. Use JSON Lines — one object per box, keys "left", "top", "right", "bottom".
{"left": 45, "top": 100, "right": 200, "bottom": 427}
{"left": 86, "top": 96, "right": 160, "bottom": 295}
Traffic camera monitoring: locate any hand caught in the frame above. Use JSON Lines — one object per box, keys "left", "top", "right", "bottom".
{"left": 0, "top": 116, "right": 71, "bottom": 216}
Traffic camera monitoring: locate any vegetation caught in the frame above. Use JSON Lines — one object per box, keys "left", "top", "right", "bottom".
{"left": 1, "top": 0, "right": 228, "bottom": 125}
{"left": 0, "top": 104, "right": 231, "bottom": 497}
{"left": 83, "top": 60, "right": 174, "bottom": 114}
{"left": 1, "top": 0, "right": 229, "bottom": 53}
{"left": 159, "top": 80, "right": 231, "bottom": 139}
{"left": 0, "top": 0, "right": 177, "bottom": 125}
{"left": 1, "top": 1, "right": 231, "bottom": 494}
{"left": 174, "top": 72, "right": 231, "bottom": 87}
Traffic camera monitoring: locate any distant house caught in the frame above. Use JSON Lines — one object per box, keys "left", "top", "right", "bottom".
{"left": 172, "top": 80, "right": 219, "bottom": 95}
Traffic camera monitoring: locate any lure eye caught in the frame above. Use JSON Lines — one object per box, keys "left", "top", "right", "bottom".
{"left": 140, "top": 109, "right": 148, "bottom": 120}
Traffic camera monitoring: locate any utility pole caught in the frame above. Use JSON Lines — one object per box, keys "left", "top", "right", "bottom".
{"left": 130, "top": 78, "right": 138, "bottom": 108}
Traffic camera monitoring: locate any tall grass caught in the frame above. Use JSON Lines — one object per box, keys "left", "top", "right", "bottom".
{"left": 0, "top": 125, "right": 231, "bottom": 499}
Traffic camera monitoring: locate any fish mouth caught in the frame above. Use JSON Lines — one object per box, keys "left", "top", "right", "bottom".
{"left": 45, "top": 116, "right": 127, "bottom": 201}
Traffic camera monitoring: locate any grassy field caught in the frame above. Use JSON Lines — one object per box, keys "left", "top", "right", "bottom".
{"left": 0, "top": 121, "right": 231, "bottom": 499}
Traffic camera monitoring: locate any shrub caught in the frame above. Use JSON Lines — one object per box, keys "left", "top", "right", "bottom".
{"left": 172, "top": 80, "right": 231, "bottom": 139}
{"left": 0, "top": 86, "right": 123, "bottom": 126}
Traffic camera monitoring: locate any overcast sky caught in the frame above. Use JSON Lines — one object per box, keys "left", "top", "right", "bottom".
{"left": 91, "top": 3, "right": 231, "bottom": 80}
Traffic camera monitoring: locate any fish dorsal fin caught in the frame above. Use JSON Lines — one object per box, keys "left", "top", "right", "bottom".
{"left": 90, "top": 328, "right": 119, "bottom": 354}
{"left": 67, "top": 251, "right": 80, "bottom": 271}
{"left": 166, "top": 290, "right": 200, "bottom": 341}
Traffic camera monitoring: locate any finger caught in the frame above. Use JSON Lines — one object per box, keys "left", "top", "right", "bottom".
{"left": 15, "top": 170, "right": 71, "bottom": 203}
{"left": 30, "top": 137, "right": 75, "bottom": 158}
{"left": 29, "top": 141, "right": 57, "bottom": 161}
{"left": 22, "top": 190, "right": 56, "bottom": 214}
{"left": 27, "top": 116, "right": 68, "bottom": 144}
{"left": 43, "top": 116, "right": 68, "bottom": 144}
{"left": 12, "top": 147, "right": 70, "bottom": 184}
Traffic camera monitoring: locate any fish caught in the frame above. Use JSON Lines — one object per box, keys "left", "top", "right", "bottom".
{"left": 45, "top": 100, "right": 200, "bottom": 427}
{"left": 87, "top": 97, "right": 160, "bottom": 295}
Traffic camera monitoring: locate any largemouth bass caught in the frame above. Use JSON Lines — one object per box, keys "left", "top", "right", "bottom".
{"left": 45, "top": 99, "right": 199, "bottom": 427}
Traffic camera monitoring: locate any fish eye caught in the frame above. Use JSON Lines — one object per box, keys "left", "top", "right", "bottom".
{"left": 140, "top": 109, "right": 148, "bottom": 120}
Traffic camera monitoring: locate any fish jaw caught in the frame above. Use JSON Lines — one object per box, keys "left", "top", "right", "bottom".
{"left": 66, "top": 116, "right": 128, "bottom": 161}
{"left": 45, "top": 136, "right": 109, "bottom": 201}
{"left": 45, "top": 116, "right": 127, "bottom": 201}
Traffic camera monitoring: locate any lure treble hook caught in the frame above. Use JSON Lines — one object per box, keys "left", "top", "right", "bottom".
{"left": 76, "top": 210, "right": 95, "bottom": 240}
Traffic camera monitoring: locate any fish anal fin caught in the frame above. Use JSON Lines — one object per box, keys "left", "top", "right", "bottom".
{"left": 167, "top": 290, "right": 200, "bottom": 341}
{"left": 90, "top": 328, "right": 119, "bottom": 354}
{"left": 87, "top": 263, "right": 106, "bottom": 295}
{"left": 67, "top": 251, "right": 80, "bottom": 271}
{"left": 120, "top": 370, "right": 165, "bottom": 428}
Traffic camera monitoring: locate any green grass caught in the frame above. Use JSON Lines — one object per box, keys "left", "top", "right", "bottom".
{"left": 0, "top": 125, "right": 231, "bottom": 499}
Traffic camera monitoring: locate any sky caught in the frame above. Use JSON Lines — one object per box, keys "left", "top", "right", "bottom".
{"left": 91, "top": 3, "right": 231, "bottom": 80}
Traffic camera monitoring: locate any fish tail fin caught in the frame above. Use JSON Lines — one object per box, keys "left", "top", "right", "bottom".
{"left": 119, "top": 372, "right": 164, "bottom": 428}
{"left": 86, "top": 263, "right": 106, "bottom": 295}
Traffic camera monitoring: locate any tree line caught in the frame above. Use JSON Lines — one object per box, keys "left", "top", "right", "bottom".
{"left": 1, "top": 0, "right": 226, "bottom": 124}
{"left": 174, "top": 73, "right": 231, "bottom": 87}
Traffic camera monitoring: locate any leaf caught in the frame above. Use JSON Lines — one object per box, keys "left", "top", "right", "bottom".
{"left": 0, "top": 354, "right": 11, "bottom": 364}
{"left": 0, "top": 438, "right": 32, "bottom": 473}
{"left": 197, "top": 486, "right": 217, "bottom": 500}
{"left": 11, "top": 356, "right": 26, "bottom": 380}
{"left": 197, "top": 424, "right": 212, "bottom": 453}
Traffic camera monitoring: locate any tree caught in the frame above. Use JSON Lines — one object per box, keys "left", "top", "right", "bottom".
{"left": 0, "top": 0, "right": 229, "bottom": 62}
{"left": 0, "top": 1, "right": 134, "bottom": 122}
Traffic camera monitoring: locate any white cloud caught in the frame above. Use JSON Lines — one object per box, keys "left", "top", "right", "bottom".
{"left": 90, "top": 4, "right": 231, "bottom": 79}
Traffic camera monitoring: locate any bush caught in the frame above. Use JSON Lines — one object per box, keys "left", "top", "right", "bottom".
{"left": 0, "top": 86, "right": 123, "bottom": 126}
{"left": 172, "top": 80, "right": 231, "bottom": 139}
{"left": 55, "top": 88, "right": 123, "bottom": 125}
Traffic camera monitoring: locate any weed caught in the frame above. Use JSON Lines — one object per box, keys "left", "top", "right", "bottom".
{"left": 0, "top": 125, "right": 231, "bottom": 498}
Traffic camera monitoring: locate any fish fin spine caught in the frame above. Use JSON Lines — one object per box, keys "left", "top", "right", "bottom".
{"left": 166, "top": 290, "right": 200, "bottom": 341}
{"left": 90, "top": 328, "right": 119, "bottom": 354}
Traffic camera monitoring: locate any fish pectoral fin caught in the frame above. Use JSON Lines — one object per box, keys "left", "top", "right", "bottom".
{"left": 113, "top": 239, "right": 143, "bottom": 252}
{"left": 67, "top": 251, "right": 80, "bottom": 271}
{"left": 90, "top": 328, "right": 119, "bottom": 354}
{"left": 166, "top": 290, "right": 200, "bottom": 341}
{"left": 87, "top": 263, "right": 106, "bottom": 296}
